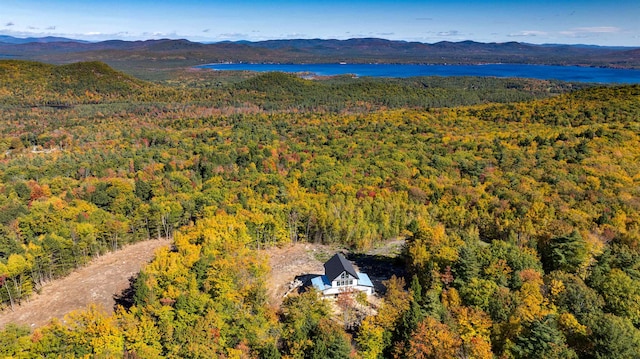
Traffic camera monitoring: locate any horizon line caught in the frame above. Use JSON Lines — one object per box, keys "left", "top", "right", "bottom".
{"left": 0, "top": 34, "right": 637, "bottom": 48}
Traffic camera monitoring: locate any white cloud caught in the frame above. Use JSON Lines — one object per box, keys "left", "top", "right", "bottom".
{"left": 1, "top": 27, "right": 233, "bottom": 42}
{"left": 218, "top": 32, "right": 249, "bottom": 39}
{"left": 560, "top": 26, "right": 621, "bottom": 37}
{"left": 282, "top": 33, "right": 307, "bottom": 39}
{"left": 140, "top": 31, "right": 180, "bottom": 38}
{"left": 0, "top": 29, "right": 42, "bottom": 38}
{"left": 5, "top": 22, "right": 15, "bottom": 27}
{"left": 508, "top": 30, "right": 548, "bottom": 37}
{"left": 437, "top": 30, "right": 459, "bottom": 37}
{"left": 573, "top": 26, "right": 620, "bottom": 33}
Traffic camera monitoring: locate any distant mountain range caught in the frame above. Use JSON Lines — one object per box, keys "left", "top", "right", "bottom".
{"left": 1, "top": 36, "right": 638, "bottom": 76}
{"left": 0, "top": 35, "right": 88, "bottom": 44}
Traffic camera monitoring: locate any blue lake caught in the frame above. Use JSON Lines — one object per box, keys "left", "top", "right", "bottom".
{"left": 200, "top": 63, "right": 640, "bottom": 84}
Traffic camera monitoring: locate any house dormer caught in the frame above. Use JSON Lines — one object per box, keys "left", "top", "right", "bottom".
{"left": 325, "top": 252, "right": 359, "bottom": 287}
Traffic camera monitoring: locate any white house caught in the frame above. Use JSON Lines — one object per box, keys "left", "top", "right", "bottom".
{"left": 311, "top": 253, "right": 374, "bottom": 297}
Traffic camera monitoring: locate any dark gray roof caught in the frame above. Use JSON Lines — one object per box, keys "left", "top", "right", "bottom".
{"left": 324, "top": 253, "right": 359, "bottom": 281}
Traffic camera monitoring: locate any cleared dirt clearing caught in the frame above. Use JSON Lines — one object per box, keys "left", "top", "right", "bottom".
{"left": 265, "top": 243, "right": 330, "bottom": 307}
{"left": 264, "top": 239, "right": 405, "bottom": 307}
{"left": 0, "top": 238, "right": 171, "bottom": 330}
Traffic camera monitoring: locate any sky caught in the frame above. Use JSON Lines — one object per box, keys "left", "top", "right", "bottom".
{"left": 1, "top": 0, "right": 639, "bottom": 46}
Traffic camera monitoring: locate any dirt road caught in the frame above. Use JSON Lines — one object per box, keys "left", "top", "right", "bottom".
{"left": 0, "top": 238, "right": 171, "bottom": 330}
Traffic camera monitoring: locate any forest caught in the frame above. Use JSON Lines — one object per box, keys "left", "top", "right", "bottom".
{"left": 1, "top": 59, "right": 640, "bottom": 358}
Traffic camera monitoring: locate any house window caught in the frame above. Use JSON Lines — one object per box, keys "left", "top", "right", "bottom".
{"left": 349, "top": 280, "right": 353, "bottom": 285}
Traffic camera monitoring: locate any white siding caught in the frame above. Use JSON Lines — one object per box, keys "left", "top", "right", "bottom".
{"left": 331, "top": 271, "right": 358, "bottom": 289}
{"left": 320, "top": 285, "right": 373, "bottom": 297}
{"left": 321, "top": 270, "right": 373, "bottom": 297}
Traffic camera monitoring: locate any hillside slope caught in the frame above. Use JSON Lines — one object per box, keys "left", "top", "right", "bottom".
{"left": 1, "top": 38, "right": 637, "bottom": 67}
{"left": 0, "top": 60, "right": 155, "bottom": 105}
{"left": 0, "top": 60, "right": 158, "bottom": 105}
{"left": 0, "top": 60, "right": 589, "bottom": 111}
{"left": 0, "top": 238, "right": 171, "bottom": 330}
{"left": 0, "top": 68, "right": 640, "bottom": 356}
